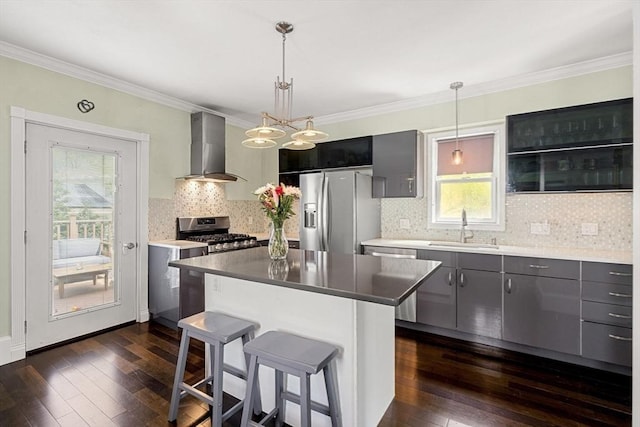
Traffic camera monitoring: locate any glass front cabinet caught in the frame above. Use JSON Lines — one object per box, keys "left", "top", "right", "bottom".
{"left": 507, "top": 98, "right": 633, "bottom": 192}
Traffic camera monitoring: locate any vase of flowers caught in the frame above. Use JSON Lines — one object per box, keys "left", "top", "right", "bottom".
{"left": 254, "top": 183, "right": 300, "bottom": 260}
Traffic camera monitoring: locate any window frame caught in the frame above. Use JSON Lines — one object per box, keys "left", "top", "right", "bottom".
{"left": 427, "top": 123, "right": 506, "bottom": 231}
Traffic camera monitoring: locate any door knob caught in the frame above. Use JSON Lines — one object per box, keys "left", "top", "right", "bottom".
{"left": 123, "top": 242, "right": 136, "bottom": 250}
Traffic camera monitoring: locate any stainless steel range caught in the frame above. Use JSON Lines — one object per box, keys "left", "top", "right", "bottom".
{"left": 176, "top": 216, "right": 258, "bottom": 253}
{"left": 149, "top": 216, "right": 257, "bottom": 328}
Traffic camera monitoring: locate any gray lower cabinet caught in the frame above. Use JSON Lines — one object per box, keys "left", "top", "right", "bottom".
{"left": 503, "top": 256, "right": 580, "bottom": 355}
{"left": 386, "top": 245, "right": 633, "bottom": 368}
{"left": 457, "top": 268, "right": 502, "bottom": 338}
{"left": 581, "top": 262, "right": 632, "bottom": 367}
{"left": 416, "top": 250, "right": 456, "bottom": 329}
{"left": 416, "top": 250, "right": 502, "bottom": 338}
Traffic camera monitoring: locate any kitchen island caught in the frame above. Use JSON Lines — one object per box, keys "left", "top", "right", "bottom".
{"left": 169, "top": 247, "right": 440, "bottom": 427}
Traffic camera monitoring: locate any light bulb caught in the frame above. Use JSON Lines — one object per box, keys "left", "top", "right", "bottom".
{"left": 452, "top": 149, "right": 463, "bottom": 165}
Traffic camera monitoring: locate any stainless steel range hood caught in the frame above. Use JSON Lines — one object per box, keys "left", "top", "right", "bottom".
{"left": 183, "top": 111, "right": 243, "bottom": 182}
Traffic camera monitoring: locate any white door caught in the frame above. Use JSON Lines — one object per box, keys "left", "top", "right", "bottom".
{"left": 25, "top": 123, "right": 138, "bottom": 351}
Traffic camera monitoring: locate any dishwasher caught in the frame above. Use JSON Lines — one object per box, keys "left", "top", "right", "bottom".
{"left": 362, "top": 245, "right": 418, "bottom": 322}
{"left": 148, "top": 240, "right": 207, "bottom": 328}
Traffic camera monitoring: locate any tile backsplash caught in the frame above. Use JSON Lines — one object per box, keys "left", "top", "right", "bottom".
{"left": 381, "top": 192, "right": 633, "bottom": 252}
{"left": 150, "top": 180, "right": 632, "bottom": 252}
{"left": 148, "top": 180, "right": 298, "bottom": 241}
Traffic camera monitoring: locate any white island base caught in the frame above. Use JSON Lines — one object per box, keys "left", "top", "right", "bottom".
{"left": 204, "top": 273, "right": 396, "bottom": 427}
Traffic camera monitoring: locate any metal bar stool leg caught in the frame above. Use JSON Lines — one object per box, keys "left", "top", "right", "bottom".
{"left": 211, "top": 341, "right": 225, "bottom": 427}
{"left": 168, "top": 330, "right": 190, "bottom": 422}
{"left": 274, "top": 370, "right": 285, "bottom": 427}
{"left": 324, "top": 360, "right": 342, "bottom": 427}
{"left": 240, "top": 354, "right": 260, "bottom": 426}
{"left": 242, "top": 331, "right": 262, "bottom": 415}
{"left": 299, "top": 372, "right": 312, "bottom": 427}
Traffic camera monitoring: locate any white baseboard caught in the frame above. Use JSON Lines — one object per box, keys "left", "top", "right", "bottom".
{"left": 0, "top": 336, "right": 10, "bottom": 365}
{"left": 0, "top": 335, "right": 25, "bottom": 366}
{"left": 138, "top": 309, "right": 150, "bottom": 323}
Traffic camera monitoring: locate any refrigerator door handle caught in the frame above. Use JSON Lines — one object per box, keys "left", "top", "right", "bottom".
{"left": 321, "top": 174, "right": 329, "bottom": 251}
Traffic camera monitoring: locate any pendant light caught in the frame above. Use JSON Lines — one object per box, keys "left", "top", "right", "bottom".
{"left": 450, "top": 81, "right": 464, "bottom": 165}
{"left": 242, "top": 22, "right": 328, "bottom": 150}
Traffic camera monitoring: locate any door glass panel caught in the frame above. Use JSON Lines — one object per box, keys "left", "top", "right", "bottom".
{"left": 51, "top": 146, "right": 116, "bottom": 317}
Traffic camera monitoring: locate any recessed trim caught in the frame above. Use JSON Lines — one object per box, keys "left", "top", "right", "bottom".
{"left": 315, "top": 52, "right": 633, "bottom": 125}
{"left": 0, "top": 41, "right": 253, "bottom": 128}
{"left": 0, "top": 41, "right": 631, "bottom": 128}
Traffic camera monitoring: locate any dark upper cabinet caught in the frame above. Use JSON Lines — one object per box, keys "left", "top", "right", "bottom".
{"left": 372, "top": 130, "right": 423, "bottom": 198}
{"left": 507, "top": 98, "right": 633, "bottom": 192}
{"left": 278, "top": 136, "right": 372, "bottom": 174}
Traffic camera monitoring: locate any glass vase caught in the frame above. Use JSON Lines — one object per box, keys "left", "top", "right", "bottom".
{"left": 268, "top": 223, "right": 288, "bottom": 260}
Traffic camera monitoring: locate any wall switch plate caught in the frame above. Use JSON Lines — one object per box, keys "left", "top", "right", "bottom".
{"left": 581, "top": 222, "right": 599, "bottom": 236}
{"left": 530, "top": 222, "right": 551, "bottom": 235}
{"left": 399, "top": 218, "right": 410, "bottom": 229}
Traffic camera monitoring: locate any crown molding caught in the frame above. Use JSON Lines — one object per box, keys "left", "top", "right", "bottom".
{"left": 0, "top": 41, "right": 253, "bottom": 128}
{"left": 314, "top": 51, "right": 633, "bottom": 125}
{"left": 1, "top": 41, "right": 631, "bottom": 129}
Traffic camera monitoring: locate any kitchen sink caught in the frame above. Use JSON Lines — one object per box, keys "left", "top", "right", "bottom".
{"left": 428, "top": 241, "right": 500, "bottom": 249}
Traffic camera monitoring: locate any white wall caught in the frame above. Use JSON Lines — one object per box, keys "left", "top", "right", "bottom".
{"left": 631, "top": 3, "right": 639, "bottom": 425}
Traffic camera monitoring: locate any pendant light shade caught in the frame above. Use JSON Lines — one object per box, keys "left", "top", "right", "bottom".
{"left": 241, "top": 137, "right": 278, "bottom": 148}
{"left": 290, "top": 119, "right": 328, "bottom": 142}
{"left": 451, "top": 148, "right": 463, "bottom": 165}
{"left": 281, "top": 140, "right": 317, "bottom": 150}
{"left": 450, "top": 81, "right": 464, "bottom": 165}
{"left": 245, "top": 115, "right": 287, "bottom": 139}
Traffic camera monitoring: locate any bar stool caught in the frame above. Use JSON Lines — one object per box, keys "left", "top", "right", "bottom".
{"left": 240, "top": 330, "right": 342, "bottom": 427}
{"left": 168, "top": 311, "right": 262, "bottom": 427}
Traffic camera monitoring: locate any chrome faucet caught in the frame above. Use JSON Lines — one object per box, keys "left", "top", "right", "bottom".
{"left": 460, "top": 209, "right": 474, "bottom": 243}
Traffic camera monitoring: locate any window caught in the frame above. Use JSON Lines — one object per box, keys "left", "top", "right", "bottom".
{"left": 428, "top": 124, "right": 505, "bottom": 231}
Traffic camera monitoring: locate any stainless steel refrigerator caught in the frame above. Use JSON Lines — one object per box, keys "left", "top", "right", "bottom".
{"left": 299, "top": 169, "right": 380, "bottom": 254}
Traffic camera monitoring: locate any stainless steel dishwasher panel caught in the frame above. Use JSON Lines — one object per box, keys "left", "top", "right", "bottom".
{"left": 363, "top": 245, "right": 418, "bottom": 322}
{"left": 148, "top": 244, "right": 182, "bottom": 324}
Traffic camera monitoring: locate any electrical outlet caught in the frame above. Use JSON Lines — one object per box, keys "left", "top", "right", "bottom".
{"left": 399, "top": 218, "right": 410, "bottom": 229}
{"left": 248, "top": 216, "right": 253, "bottom": 225}
{"left": 211, "top": 277, "right": 221, "bottom": 293}
{"left": 581, "top": 222, "right": 599, "bottom": 236}
{"left": 530, "top": 222, "right": 551, "bottom": 235}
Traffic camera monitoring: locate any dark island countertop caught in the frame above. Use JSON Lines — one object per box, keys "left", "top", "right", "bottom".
{"left": 169, "top": 247, "right": 441, "bottom": 306}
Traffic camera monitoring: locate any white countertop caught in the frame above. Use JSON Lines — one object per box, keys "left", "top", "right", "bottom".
{"left": 148, "top": 239, "right": 208, "bottom": 250}
{"left": 361, "top": 238, "right": 632, "bottom": 264}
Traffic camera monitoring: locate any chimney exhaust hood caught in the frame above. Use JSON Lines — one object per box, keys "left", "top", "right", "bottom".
{"left": 183, "top": 111, "right": 244, "bottom": 182}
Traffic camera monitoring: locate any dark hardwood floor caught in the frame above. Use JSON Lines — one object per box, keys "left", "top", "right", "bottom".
{"left": 0, "top": 322, "right": 631, "bottom": 426}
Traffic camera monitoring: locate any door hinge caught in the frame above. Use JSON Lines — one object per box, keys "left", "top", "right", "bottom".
{"left": 24, "top": 230, "right": 27, "bottom": 244}
{"left": 24, "top": 140, "right": 27, "bottom": 154}
{"left": 24, "top": 320, "right": 27, "bottom": 334}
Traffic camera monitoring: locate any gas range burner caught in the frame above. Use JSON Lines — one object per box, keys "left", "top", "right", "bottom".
{"left": 177, "top": 216, "right": 258, "bottom": 253}
{"left": 185, "top": 233, "right": 258, "bottom": 253}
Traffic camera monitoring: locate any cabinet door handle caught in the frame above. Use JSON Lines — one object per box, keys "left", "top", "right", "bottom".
{"left": 459, "top": 272, "right": 465, "bottom": 287}
{"left": 609, "top": 271, "right": 632, "bottom": 277}
{"left": 504, "top": 278, "right": 512, "bottom": 294}
{"left": 608, "top": 292, "right": 632, "bottom": 299}
{"left": 447, "top": 271, "right": 453, "bottom": 286}
{"left": 608, "top": 334, "right": 632, "bottom": 342}
{"left": 528, "top": 264, "right": 549, "bottom": 269}
{"left": 608, "top": 312, "right": 632, "bottom": 319}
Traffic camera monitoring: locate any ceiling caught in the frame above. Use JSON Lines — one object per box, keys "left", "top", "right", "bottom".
{"left": 0, "top": 0, "right": 634, "bottom": 127}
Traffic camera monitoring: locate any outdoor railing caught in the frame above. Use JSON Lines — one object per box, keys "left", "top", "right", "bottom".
{"left": 52, "top": 216, "right": 112, "bottom": 242}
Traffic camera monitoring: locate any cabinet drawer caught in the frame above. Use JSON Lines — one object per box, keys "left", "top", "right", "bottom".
{"left": 582, "top": 281, "right": 632, "bottom": 306}
{"left": 417, "top": 250, "right": 455, "bottom": 267}
{"left": 582, "top": 301, "right": 632, "bottom": 328}
{"left": 504, "top": 256, "right": 579, "bottom": 279}
{"left": 458, "top": 253, "right": 501, "bottom": 272}
{"left": 582, "top": 322, "right": 632, "bottom": 367}
{"left": 582, "top": 262, "right": 632, "bottom": 285}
